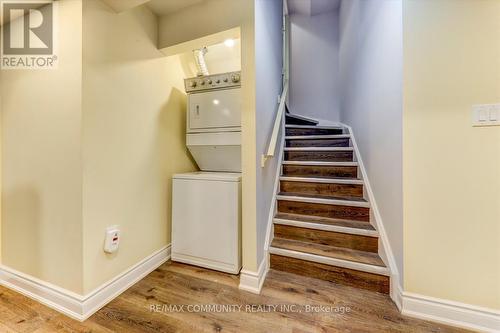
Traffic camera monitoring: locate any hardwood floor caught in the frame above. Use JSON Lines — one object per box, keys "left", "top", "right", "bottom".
{"left": 0, "top": 262, "right": 470, "bottom": 333}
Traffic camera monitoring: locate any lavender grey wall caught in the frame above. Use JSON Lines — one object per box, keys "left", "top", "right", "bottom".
{"left": 255, "top": 0, "right": 283, "bottom": 266}
{"left": 289, "top": 11, "right": 340, "bottom": 123}
{"left": 339, "top": 0, "right": 403, "bottom": 284}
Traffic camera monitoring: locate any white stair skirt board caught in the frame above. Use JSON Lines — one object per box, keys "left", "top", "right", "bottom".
{"left": 269, "top": 247, "right": 389, "bottom": 276}
{"left": 239, "top": 256, "right": 269, "bottom": 294}
{"left": 284, "top": 147, "right": 354, "bottom": 151}
{"left": 282, "top": 161, "right": 358, "bottom": 166}
{"left": 264, "top": 120, "right": 286, "bottom": 252}
{"left": 273, "top": 218, "right": 379, "bottom": 237}
{"left": 285, "top": 134, "right": 350, "bottom": 139}
{"left": 339, "top": 123, "right": 400, "bottom": 307}
{"left": 0, "top": 245, "right": 171, "bottom": 321}
{"left": 279, "top": 176, "right": 364, "bottom": 185}
{"left": 276, "top": 195, "right": 371, "bottom": 208}
{"left": 399, "top": 287, "right": 500, "bottom": 333}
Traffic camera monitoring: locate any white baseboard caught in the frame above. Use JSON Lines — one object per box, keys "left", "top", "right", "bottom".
{"left": 391, "top": 278, "right": 403, "bottom": 311}
{"left": 238, "top": 256, "right": 269, "bottom": 294}
{"left": 399, "top": 287, "right": 500, "bottom": 333}
{"left": 0, "top": 245, "right": 171, "bottom": 321}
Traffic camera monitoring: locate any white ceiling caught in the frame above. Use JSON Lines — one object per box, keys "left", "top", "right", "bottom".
{"left": 287, "top": 0, "right": 341, "bottom": 16}
{"left": 147, "top": 0, "right": 205, "bottom": 16}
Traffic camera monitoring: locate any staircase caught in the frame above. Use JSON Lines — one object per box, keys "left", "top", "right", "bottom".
{"left": 269, "top": 114, "right": 390, "bottom": 294}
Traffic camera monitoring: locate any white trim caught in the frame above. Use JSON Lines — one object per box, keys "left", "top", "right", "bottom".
{"left": 285, "top": 125, "right": 343, "bottom": 129}
{"left": 284, "top": 147, "right": 353, "bottom": 151}
{"left": 269, "top": 247, "right": 389, "bottom": 276}
{"left": 0, "top": 267, "right": 85, "bottom": 321}
{"left": 276, "top": 194, "right": 370, "bottom": 208}
{"left": 400, "top": 289, "right": 500, "bottom": 333}
{"left": 280, "top": 176, "right": 363, "bottom": 185}
{"left": 273, "top": 218, "right": 378, "bottom": 237}
{"left": 340, "top": 123, "right": 400, "bottom": 304}
{"left": 0, "top": 245, "right": 171, "bottom": 321}
{"left": 238, "top": 256, "right": 269, "bottom": 294}
{"left": 263, "top": 81, "right": 289, "bottom": 165}
{"left": 285, "top": 134, "right": 350, "bottom": 139}
{"left": 282, "top": 161, "right": 358, "bottom": 166}
{"left": 171, "top": 252, "right": 240, "bottom": 274}
{"left": 264, "top": 117, "right": 286, "bottom": 251}
{"left": 393, "top": 281, "right": 403, "bottom": 311}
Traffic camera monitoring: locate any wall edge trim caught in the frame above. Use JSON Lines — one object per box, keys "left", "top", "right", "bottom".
{"left": 0, "top": 245, "right": 171, "bottom": 321}
{"left": 238, "top": 255, "right": 269, "bottom": 294}
{"left": 339, "top": 123, "right": 400, "bottom": 296}
{"left": 264, "top": 119, "right": 286, "bottom": 252}
{"left": 400, "top": 288, "right": 500, "bottom": 332}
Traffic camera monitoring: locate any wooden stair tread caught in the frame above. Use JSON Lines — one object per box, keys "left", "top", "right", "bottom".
{"left": 282, "top": 161, "right": 358, "bottom": 166}
{"left": 284, "top": 150, "right": 354, "bottom": 162}
{"left": 271, "top": 238, "right": 386, "bottom": 268}
{"left": 282, "top": 164, "right": 359, "bottom": 179}
{"left": 285, "top": 147, "right": 353, "bottom": 151}
{"left": 285, "top": 125, "right": 343, "bottom": 129}
{"left": 285, "top": 134, "right": 350, "bottom": 139}
{"left": 280, "top": 176, "right": 363, "bottom": 184}
{"left": 274, "top": 213, "right": 376, "bottom": 231}
{"left": 278, "top": 199, "right": 370, "bottom": 221}
{"left": 285, "top": 127, "right": 344, "bottom": 136}
{"left": 270, "top": 254, "right": 389, "bottom": 294}
{"left": 278, "top": 192, "right": 368, "bottom": 203}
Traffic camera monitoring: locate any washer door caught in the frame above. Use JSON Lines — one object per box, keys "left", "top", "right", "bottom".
{"left": 188, "top": 88, "right": 241, "bottom": 131}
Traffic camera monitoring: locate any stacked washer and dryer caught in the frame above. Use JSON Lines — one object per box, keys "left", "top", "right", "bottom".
{"left": 171, "top": 71, "right": 242, "bottom": 274}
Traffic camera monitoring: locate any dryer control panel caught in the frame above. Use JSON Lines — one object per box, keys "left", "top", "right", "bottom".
{"left": 184, "top": 71, "right": 241, "bottom": 93}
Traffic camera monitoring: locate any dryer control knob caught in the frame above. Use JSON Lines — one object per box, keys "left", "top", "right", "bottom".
{"left": 231, "top": 74, "right": 240, "bottom": 83}
{"left": 189, "top": 81, "right": 197, "bottom": 88}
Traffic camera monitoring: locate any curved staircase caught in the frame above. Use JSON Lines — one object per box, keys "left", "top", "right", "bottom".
{"left": 269, "top": 115, "right": 390, "bottom": 294}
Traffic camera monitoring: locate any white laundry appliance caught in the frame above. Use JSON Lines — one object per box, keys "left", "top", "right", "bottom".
{"left": 172, "top": 71, "right": 242, "bottom": 274}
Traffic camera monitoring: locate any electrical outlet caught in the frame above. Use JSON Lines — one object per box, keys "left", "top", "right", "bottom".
{"left": 104, "top": 226, "right": 120, "bottom": 254}
{"left": 472, "top": 104, "right": 500, "bottom": 127}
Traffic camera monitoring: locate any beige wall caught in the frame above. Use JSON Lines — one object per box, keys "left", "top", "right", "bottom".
{"left": 403, "top": 0, "right": 500, "bottom": 310}
{"left": 0, "top": 69, "right": 2, "bottom": 260}
{"left": 0, "top": 0, "right": 200, "bottom": 294}
{"left": 0, "top": 0, "right": 257, "bottom": 295}
{"left": 82, "top": 0, "right": 197, "bottom": 293}
{"left": 0, "top": 66, "right": 2, "bottom": 260}
{"left": 1, "top": 0, "right": 84, "bottom": 293}
{"left": 158, "top": 0, "right": 258, "bottom": 271}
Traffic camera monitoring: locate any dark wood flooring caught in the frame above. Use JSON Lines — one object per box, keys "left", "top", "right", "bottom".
{"left": 0, "top": 262, "right": 470, "bottom": 332}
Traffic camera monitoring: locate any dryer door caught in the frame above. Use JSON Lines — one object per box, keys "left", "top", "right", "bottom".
{"left": 188, "top": 88, "right": 241, "bottom": 132}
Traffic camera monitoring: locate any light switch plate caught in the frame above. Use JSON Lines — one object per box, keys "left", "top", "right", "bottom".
{"left": 472, "top": 104, "right": 500, "bottom": 127}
